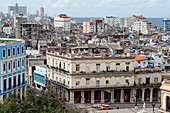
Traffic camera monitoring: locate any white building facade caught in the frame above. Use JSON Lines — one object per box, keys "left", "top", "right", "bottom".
{"left": 54, "top": 14, "right": 71, "bottom": 33}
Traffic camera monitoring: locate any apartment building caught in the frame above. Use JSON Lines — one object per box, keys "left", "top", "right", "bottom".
{"left": 54, "top": 14, "right": 71, "bottom": 33}
{"left": 27, "top": 56, "right": 46, "bottom": 87}
{"left": 103, "top": 16, "right": 121, "bottom": 27}
{"left": 34, "top": 65, "right": 46, "bottom": 90}
{"left": 47, "top": 49, "right": 136, "bottom": 103}
{"left": 132, "top": 20, "right": 152, "bottom": 34}
{"left": 83, "top": 22, "right": 93, "bottom": 34}
{"left": 163, "top": 18, "right": 170, "bottom": 33}
{"left": 21, "top": 23, "right": 38, "bottom": 39}
{"left": 124, "top": 15, "right": 146, "bottom": 28}
{"left": 0, "top": 38, "right": 27, "bottom": 101}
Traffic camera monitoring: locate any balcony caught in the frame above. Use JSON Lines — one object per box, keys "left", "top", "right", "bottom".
{"left": 135, "top": 67, "right": 162, "bottom": 73}
{"left": 71, "top": 84, "right": 133, "bottom": 89}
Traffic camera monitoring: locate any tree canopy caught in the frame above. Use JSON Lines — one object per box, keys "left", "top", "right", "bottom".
{"left": 0, "top": 87, "right": 75, "bottom": 113}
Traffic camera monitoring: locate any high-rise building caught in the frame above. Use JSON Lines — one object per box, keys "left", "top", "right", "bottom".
{"left": 8, "top": 3, "right": 27, "bottom": 16}
{"left": 40, "top": 7, "right": 44, "bottom": 16}
{"left": 103, "top": 16, "right": 121, "bottom": 27}
{"left": 124, "top": 15, "right": 146, "bottom": 28}
{"left": 0, "top": 38, "right": 27, "bottom": 101}
{"left": 54, "top": 14, "right": 71, "bottom": 33}
{"left": 163, "top": 18, "right": 170, "bottom": 32}
{"left": 14, "top": 16, "right": 26, "bottom": 39}
{"left": 132, "top": 20, "right": 152, "bottom": 34}
{"left": 83, "top": 22, "right": 93, "bottom": 34}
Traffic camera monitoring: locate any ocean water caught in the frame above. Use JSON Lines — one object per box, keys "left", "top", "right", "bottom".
{"left": 71, "top": 17, "right": 163, "bottom": 27}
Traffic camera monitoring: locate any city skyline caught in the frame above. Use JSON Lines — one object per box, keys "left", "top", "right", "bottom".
{"left": 0, "top": 0, "right": 170, "bottom": 17}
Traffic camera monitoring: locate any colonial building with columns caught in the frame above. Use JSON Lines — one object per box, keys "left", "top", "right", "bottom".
{"left": 134, "top": 67, "right": 162, "bottom": 102}
{"left": 47, "top": 49, "right": 137, "bottom": 103}
{"left": 0, "top": 38, "right": 27, "bottom": 101}
{"left": 46, "top": 46, "right": 162, "bottom": 104}
{"left": 160, "top": 81, "right": 170, "bottom": 112}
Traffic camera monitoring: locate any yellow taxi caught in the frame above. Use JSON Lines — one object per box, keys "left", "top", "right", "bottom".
{"left": 100, "top": 105, "right": 111, "bottom": 110}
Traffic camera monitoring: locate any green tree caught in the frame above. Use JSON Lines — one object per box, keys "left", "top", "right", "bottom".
{"left": 0, "top": 87, "right": 70, "bottom": 113}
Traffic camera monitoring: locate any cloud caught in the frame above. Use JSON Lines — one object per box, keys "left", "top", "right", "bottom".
{"left": 94, "top": 0, "right": 168, "bottom": 8}
{"left": 52, "top": 0, "right": 71, "bottom": 8}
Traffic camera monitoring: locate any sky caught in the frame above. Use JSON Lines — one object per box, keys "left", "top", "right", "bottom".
{"left": 0, "top": 0, "right": 170, "bottom": 17}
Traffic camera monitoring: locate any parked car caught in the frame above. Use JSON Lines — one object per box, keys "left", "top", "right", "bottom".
{"left": 100, "top": 105, "right": 111, "bottom": 110}
{"left": 93, "top": 104, "right": 105, "bottom": 108}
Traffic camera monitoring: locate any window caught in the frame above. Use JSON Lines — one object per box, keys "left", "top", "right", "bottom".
{"left": 86, "top": 78, "right": 90, "bottom": 85}
{"left": 22, "top": 46, "right": 24, "bottom": 54}
{"left": 18, "top": 74, "right": 21, "bottom": 86}
{"left": 63, "top": 79, "right": 65, "bottom": 84}
{"left": 8, "top": 48, "right": 11, "bottom": 57}
{"left": 154, "top": 77, "right": 158, "bottom": 83}
{"left": 13, "top": 76, "right": 16, "bottom": 88}
{"left": 146, "top": 78, "right": 150, "bottom": 84}
{"left": 96, "top": 64, "right": 100, "bottom": 73}
{"left": 138, "top": 78, "right": 142, "bottom": 84}
{"left": 8, "top": 62, "right": 11, "bottom": 71}
{"left": 22, "top": 73, "right": 25, "bottom": 84}
{"left": 64, "top": 63, "right": 65, "bottom": 69}
{"left": 68, "top": 81, "right": 70, "bottom": 85}
{"left": 18, "top": 60, "right": 20, "bottom": 68}
{"left": 116, "top": 80, "right": 120, "bottom": 84}
{"left": 106, "top": 80, "right": 109, "bottom": 84}
{"left": 126, "top": 62, "right": 130, "bottom": 65}
{"left": 126, "top": 66, "right": 129, "bottom": 72}
{"left": 76, "top": 64, "right": 80, "bottom": 72}
{"left": 3, "top": 63, "right": 6, "bottom": 72}
{"left": 3, "top": 79, "right": 7, "bottom": 91}
{"left": 106, "top": 66, "right": 110, "bottom": 72}
{"left": 116, "top": 63, "right": 120, "bottom": 71}
{"left": 3, "top": 49, "right": 6, "bottom": 58}
{"left": 8, "top": 78, "right": 12, "bottom": 90}
{"left": 86, "top": 64, "right": 90, "bottom": 73}
{"left": 17, "top": 47, "right": 20, "bottom": 55}
{"left": 22, "top": 59, "right": 24, "bottom": 67}
{"left": 76, "top": 81, "right": 80, "bottom": 87}
{"left": 13, "top": 47, "right": 15, "bottom": 56}
{"left": 13, "top": 61, "right": 15, "bottom": 69}
{"left": 96, "top": 80, "right": 100, "bottom": 87}
{"left": 52, "top": 73, "right": 54, "bottom": 79}
{"left": 56, "top": 77, "right": 58, "bottom": 81}
{"left": 126, "top": 79, "right": 129, "bottom": 85}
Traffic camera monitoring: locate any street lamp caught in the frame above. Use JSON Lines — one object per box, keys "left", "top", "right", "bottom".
{"left": 152, "top": 101, "right": 156, "bottom": 113}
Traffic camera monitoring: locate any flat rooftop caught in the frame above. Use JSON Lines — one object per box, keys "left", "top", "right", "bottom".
{"left": 0, "top": 38, "right": 25, "bottom": 46}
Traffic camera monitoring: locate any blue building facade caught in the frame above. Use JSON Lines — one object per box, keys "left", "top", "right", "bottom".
{"left": 34, "top": 65, "right": 46, "bottom": 90}
{"left": 163, "top": 18, "right": 170, "bottom": 32}
{"left": 0, "top": 38, "right": 27, "bottom": 100}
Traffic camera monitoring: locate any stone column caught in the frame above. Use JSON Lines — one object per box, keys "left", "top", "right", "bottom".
{"left": 6, "top": 93, "right": 9, "bottom": 98}
{"left": 150, "top": 88, "right": 153, "bottom": 102}
{"left": 111, "top": 90, "right": 114, "bottom": 103}
{"left": 70, "top": 90, "right": 74, "bottom": 103}
{"left": 130, "top": 89, "right": 134, "bottom": 103}
{"left": 120, "top": 89, "right": 124, "bottom": 103}
{"left": 16, "top": 89, "right": 19, "bottom": 99}
{"left": 81, "top": 91, "right": 85, "bottom": 103}
{"left": 158, "top": 90, "right": 161, "bottom": 102}
{"left": 24, "top": 86, "right": 27, "bottom": 98}
{"left": 101, "top": 90, "right": 104, "bottom": 103}
{"left": 0, "top": 95, "right": 3, "bottom": 103}
{"left": 20, "top": 88, "right": 23, "bottom": 101}
{"left": 142, "top": 88, "right": 145, "bottom": 102}
{"left": 91, "top": 90, "right": 94, "bottom": 103}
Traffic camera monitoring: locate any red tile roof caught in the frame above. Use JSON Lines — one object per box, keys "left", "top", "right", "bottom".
{"left": 136, "top": 55, "right": 148, "bottom": 61}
